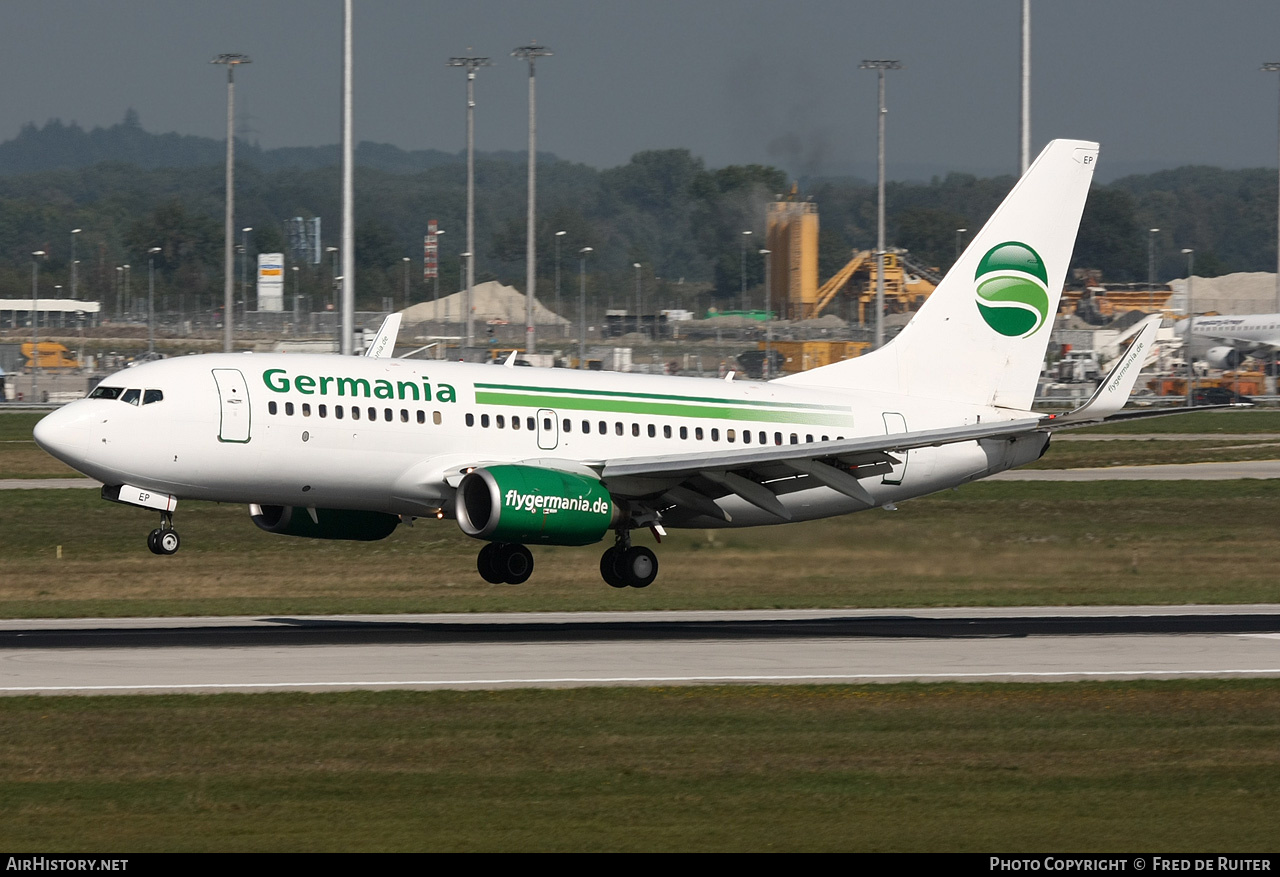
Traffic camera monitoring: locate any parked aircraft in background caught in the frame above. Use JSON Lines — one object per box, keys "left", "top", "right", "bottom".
{"left": 34, "top": 139, "right": 1159, "bottom": 589}
{"left": 1176, "top": 313, "right": 1280, "bottom": 369}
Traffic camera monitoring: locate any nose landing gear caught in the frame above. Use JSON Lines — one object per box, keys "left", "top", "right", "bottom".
{"left": 147, "top": 512, "right": 180, "bottom": 556}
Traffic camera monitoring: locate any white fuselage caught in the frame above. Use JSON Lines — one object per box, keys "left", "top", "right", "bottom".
{"left": 34, "top": 353, "right": 1048, "bottom": 529}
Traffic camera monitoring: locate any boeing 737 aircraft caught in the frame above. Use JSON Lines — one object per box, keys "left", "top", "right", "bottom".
{"left": 34, "top": 139, "right": 1157, "bottom": 589}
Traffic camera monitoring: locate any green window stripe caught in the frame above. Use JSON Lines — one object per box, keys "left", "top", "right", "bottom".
{"left": 473, "top": 381, "right": 848, "bottom": 412}
{"left": 475, "top": 391, "right": 856, "bottom": 427}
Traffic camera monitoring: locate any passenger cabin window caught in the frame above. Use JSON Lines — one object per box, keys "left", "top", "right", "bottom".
{"left": 121, "top": 389, "right": 141, "bottom": 406}
{"left": 89, "top": 386, "right": 124, "bottom": 400}
{"left": 268, "top": 401, "right": 278, "bottom": 415}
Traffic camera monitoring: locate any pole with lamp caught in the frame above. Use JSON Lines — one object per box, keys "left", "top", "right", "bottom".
{"left": 447, "top": 53, "right": 491, "bottom": 351}
{"left": 402, "top": 257, "right": 411, "bottom": 310}
{"left": 291, "top": 265, "right": 300, "bottom": 334}
{"left": 860, "top": 59, "right": 902, "bottom": 349}
{"left": 513, "top": 43, "right": 553, "bottom": 355}
{"left": 555, "top": 230, "right": 566, "bottom": 337}
{"left": 739, "top": 230, "right": 752, "bottom": 311}
{"left": 30, "top": 250, "right": 45, "bottom": 402}
{"left": 432, "top": 229, "right": 445, "bottom": 323}
{"left": 1148, "top": 228, "right": 1160, "bottom": 311}
{"left": 70, "top": 228, "right": 81, "bottom": 299}
{"left": 633, "top": 263, "right": 643, "bottom": 338}
{"left": 148, "top": 247, "right": 161, "bottom": 354}
{"left": 955, "top": 228, "right": 967, "bottom": 264}
{"left": 210, "top": 53, "right": 251, "bottom": 353}
{"left": 578, "top": 247, "right": 593, "bottom": 368}
{"left": 1182, "top": 248, "right": 1195, "bottom": 408}
{"left": 240, "top": 227, "right": 252, "bottom": 332}
{"left": 759, "top": 248, "right": 772, "bottom": 378}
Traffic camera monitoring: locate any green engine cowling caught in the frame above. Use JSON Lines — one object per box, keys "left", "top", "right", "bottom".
{"left": 455, "top": 465, "right": 616, "bottom": 546}
{"left": 249, "top": 504, "right": 400, "bottom": 541}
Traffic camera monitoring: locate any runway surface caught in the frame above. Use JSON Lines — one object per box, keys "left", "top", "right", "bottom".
{"left": 3, "top": 605, "right": 1278, "bottom": 695}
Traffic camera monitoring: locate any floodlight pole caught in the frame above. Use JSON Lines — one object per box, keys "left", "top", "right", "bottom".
{"left": 514, "top": 44, "right": 552, "bottom": 355}
{"left": 760, "top": 248, "right": 772, "bottom": 378}
{"left": 1020, "top": 0, "right": 1031, "bottom": 174}
{"left": 448, "top": 53, "right": 491, "bottom": 352}
{"left": 31, "top": 250, "right": 44, "bottom": 403}
{"left": 1148, "top": 228, "right": 1160, "bottom": 311}
{"left": 211, "top": 53, "right": 250, "bottom": 353}
{"left": 555, "top": 230, "right": 566, "bottom": 337}
{"left": 579, "top": 247, "right": 593, "bottom": 368}
{"left": 1264, "top": 63, "right": 1280, "bottom": 313}
{"left": 70, "top": 228, "right": 81, "bottom": 299}
{"left": 341, "top": 0, "right": 355, "bottom": 355}
{"left": 1183, "top": 248, "right": 1195, "bottom": 407}
{"left": 860, "top": 60, "right": 901, "bottom": 350}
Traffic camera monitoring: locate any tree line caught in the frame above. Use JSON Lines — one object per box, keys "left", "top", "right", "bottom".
{"left": 0, "top": 116, "right": 1275, "bottom": 318}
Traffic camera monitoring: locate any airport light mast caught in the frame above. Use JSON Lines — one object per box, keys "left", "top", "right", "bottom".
{"left": 578, "top": 247, "right": 592, "bottom": 368}
{"left": 448, "top": 52, "right": 491, "bottom": 352}
{"left": 1183, "top": 248, "right": 1195, "bottom": 408}
{"left": 1020, "top": 0, "right": 1031, "bottom": 174}
{"left": 211, "top": 52, "right": 251, "bottom": 353}
{"left": 860, "top": 59, "right": 902, "bottom": 350}
{"left": 31, "top": 250, "right": 45, "bottom": 403}
{"left": 1263, "top": 62, "right": 1280, "bottom": 313}
{"left": 513, "top": 43, "right": 552, "bottom": 355}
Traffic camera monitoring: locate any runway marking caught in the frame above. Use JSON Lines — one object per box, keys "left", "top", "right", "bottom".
{"left": 6, "top": 667, "right": 1280, "bottom": 693}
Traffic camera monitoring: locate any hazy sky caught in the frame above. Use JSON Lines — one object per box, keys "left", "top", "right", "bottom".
{"left": 4, "top": 0, "right": 1280, "bottom": 181}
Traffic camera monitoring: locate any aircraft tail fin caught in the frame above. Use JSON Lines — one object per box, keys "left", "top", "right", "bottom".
{"left": 775, "top": 139, "right": 1099, "bottom": 411}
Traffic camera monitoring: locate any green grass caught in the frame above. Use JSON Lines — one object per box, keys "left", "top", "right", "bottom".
{"left": 4, "top": 481, "right": 1280, "bottom": 617}
{"left": 1076, "top": 409, "right": 1280, "bottom": 434}
{"left": 0, "top": 681, "right": 1277, "bottom": 852}
{"left": 1029, "top": 438, "right": 1280, "bottom": 468}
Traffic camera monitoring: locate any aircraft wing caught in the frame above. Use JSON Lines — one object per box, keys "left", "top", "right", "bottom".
{"left": 365, "top": 314, "right": 401, "bottom": 358}
{"left": 593, "top": 417, "right": 1043, "bottom": 520}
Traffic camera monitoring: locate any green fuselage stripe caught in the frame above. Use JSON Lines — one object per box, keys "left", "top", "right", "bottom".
{"left": 473, "top": 382, "right": 849, "bottom": 412}
{"left": 474, "top": 390, "right": 857, "bottom": 426}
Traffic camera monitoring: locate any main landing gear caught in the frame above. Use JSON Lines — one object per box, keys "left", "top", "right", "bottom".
{"left": 599, "top": 529, "right": 658, "bottom": 589}
{"left": 147, "top": 512, "right": 181, "bottom": 556}
{"left": 472, "top": 531, "right": 659, "bottom": 589}
{"left": 477, "top": 542, "right": 534, "bottom": 585}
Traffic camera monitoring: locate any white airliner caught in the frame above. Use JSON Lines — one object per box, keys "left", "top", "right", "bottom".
{"left": 34, "top": 139, "right": 1158, "bottom": 589}
{"left": 1177, "top": 314, "right": 1280, "bottom": 369}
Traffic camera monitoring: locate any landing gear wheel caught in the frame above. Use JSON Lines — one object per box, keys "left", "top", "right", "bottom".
{"left": 157, "top": 529, "right": 180, "bottom": 556}
{"left": 147, "top": 529, "right": 163, "bottom": 555}
{"left": 477, "top": 542, "right": 507, "bottom": 584}
{"left": 620, "top": 546, "right": 658, "bottom": 589}
{"left": 600, "top": 547, "right": 627, "bottom": 589}
{"left": 496, "top": 543, "right": 534, "bottom": 585}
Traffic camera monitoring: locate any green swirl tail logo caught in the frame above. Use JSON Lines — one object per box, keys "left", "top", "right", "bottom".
{"left": 974, "top": 241, "right": 1049, "bottom": 337}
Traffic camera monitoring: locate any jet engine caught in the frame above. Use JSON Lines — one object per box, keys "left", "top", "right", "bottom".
{"left": 455, "top": 464, "right": 617, "bottom": 546}
{"left": 249, "top": 504, "right": 400, "bottom": 541}
{"left": 1205, "top": 346, "right": 1245, "bottom": 370}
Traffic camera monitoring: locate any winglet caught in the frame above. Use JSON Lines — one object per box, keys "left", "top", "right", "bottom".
{"left": 503, "top": 350, "right": 518, "bottom": 368}
{"left": 364, "top": 314, "right": 402, "bottom": 358}
{"left": 1053, "top": 315, "right": 1160, "bottom": 424}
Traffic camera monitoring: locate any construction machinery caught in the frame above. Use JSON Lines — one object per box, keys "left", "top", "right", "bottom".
{"left": 766, "top": 194, "right": 941, "bottom": 322}
{"left": 21, "top": 342, "right": 80, "bottom": 371}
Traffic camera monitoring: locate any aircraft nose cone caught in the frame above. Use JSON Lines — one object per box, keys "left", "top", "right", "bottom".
{"left": 32, "top": 405, "right": 88, "bottom": 467}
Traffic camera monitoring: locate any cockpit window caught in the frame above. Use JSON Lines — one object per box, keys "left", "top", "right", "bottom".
{"left": 120, "top": 389, "right": 141, "bottom": 406}
{"left": 89, "top": 386, "right": 124, "bottom": 400}
{"left": 143, "top": 389, "right": 164, "bottom": 405}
